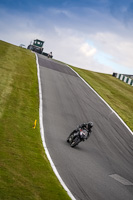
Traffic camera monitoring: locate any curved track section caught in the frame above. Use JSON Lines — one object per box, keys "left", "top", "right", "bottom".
{"left": 38, "top": 54, "right": 133, "bottom": 200}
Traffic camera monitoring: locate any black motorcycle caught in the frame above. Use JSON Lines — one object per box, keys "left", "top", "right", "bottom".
{"left": 67, "top": 129, "right": 88, "bottom": 148}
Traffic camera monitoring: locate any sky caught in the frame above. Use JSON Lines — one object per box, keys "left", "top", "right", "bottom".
{"left": 0, "top": 0, "right": 133, "bottom": 74}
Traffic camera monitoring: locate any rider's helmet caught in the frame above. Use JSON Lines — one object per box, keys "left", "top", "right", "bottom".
{"left": 87, "top": 122, "right": 93, "bottom": 130}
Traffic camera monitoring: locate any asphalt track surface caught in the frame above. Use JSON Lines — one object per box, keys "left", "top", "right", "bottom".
{"left": 38, "top": 54, "right": 133, "bottom": 200}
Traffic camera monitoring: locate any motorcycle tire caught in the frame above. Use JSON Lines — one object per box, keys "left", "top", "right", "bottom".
{"left": 70, "top": 137, "right": 80, "bottom": 148}
{"left": 67, "top": 134, "right": 74, "bottom": 143}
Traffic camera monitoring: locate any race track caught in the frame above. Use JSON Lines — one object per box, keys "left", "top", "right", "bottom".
{"left": 38, "top": 54, "right": 133, "bottom": 200}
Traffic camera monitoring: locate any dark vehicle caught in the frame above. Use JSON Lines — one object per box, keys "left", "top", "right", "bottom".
{"left": 67, "top": 122, "right": 93, "bottom": 148}
{"left": 27, "top": 39, "right": 44, "bottom": 54}
{"left": 42, "top": 52, "right": 53, "bottom": 58}
{"left": 27, "top": 39, "right": 53, "bottom": 58}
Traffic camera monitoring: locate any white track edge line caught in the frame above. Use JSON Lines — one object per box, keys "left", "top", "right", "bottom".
{"left": 35, "top": 53, "right": 76, "bottom": 200}
{"left": 67, "top": 65, "right": 133, "bottom": 136}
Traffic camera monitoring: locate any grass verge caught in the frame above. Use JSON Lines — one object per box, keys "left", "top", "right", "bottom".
{"left": 70, "top": 66, "right": 133, "bottom": 131}
{"left": 0, "top": 40, "right": 70, "bottom": 200}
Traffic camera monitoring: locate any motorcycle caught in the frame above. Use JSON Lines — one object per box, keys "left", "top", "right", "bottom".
{"left": 67, "top": 129, "right": 88, "bottom": 148}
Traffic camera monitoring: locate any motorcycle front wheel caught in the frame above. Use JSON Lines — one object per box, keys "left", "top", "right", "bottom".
{"left": 70, "top": 137, "right": 81, "bottom": 148}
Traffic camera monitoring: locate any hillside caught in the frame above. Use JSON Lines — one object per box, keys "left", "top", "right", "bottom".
{"left": 0, "top": 40, "right": 70, "bottom": 200}
{"left": 70, "top": 66, "right": 133, "bottom": 132}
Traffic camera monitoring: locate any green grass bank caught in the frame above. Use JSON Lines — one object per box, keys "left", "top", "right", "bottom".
{"left": 70, "top": 66, "right": 133, "bottom": 131}
{"left": 0, "top": 40, "right": 70, "bottom": 200}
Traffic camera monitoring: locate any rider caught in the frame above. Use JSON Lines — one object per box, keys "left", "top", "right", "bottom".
{"left": 67, "top": 122, "right": 93, "bottom": 142}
